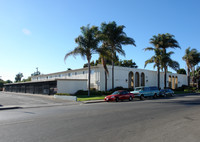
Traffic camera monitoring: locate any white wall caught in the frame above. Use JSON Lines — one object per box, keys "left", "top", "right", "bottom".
{"left": 98, "top": 65, "right": 188, "bottom": 91}
{"left": 57, "top": 79, "right": 87, "bottom": 94}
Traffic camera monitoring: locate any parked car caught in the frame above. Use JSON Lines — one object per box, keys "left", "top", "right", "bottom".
{"left": 131, "top": 86, "right": 160, "bottom": 100}
{"left": 159, "top": 89, "right": 175, "bottom": 97}
{"left": 104, "top": 90, "right": 134, "bottom": 102}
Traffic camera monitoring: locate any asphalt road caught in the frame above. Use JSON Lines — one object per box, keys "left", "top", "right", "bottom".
{"left": 0, "top": 94, "right": 200, "bottom": 142}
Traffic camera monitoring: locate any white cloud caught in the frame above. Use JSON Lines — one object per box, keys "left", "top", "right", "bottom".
{"left": 22, "top": 28, "right": 31, "bottom": 35}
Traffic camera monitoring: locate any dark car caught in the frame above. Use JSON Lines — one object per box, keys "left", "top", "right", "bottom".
{"left": 159, "top": 89, "right": 175, "bottom": 97}
{"left": 104, "top": 90, "right": 134, "bottom": 102}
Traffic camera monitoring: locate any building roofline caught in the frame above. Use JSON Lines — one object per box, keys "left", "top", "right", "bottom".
{"left": 4, "top": 79, "right": 87, "bottom": 86}
{"left": 32, "top": 66, "right": 100, "bottom": 78}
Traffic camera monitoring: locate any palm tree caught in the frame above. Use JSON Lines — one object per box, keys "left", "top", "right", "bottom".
{"left": 150, "top": 33, "right": 180, "bottom": 88}
{"left": 144, "top": 47, "right": 162, "bottom": 89}
{"left": 98, "top": 43, "right": 110, "bottom": 92}
{"left": 100, "top": 21, "right": 136, "bottom": 89}
{"left": 161, "top": 51, "right": 180, "bottom": 75}
{"left": 182, "top": 47, "right": 200, "bottom": 86}
{"left": 64, "top": 25, "right": 100, "bottom": 96}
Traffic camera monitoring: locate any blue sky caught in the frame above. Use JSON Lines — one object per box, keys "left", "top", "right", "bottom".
{"left": 0, "top": 0, "right": 200, "bottom": 81}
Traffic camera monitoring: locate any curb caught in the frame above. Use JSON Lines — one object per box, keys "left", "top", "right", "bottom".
{"left": 0, "top": 106, "right": 22, "bottom": 110}
{"left": 82, "top": 100, "right": 105, "bottom": 104}
{"left": 0, "top": 102, "right": 81, "bottom": 111}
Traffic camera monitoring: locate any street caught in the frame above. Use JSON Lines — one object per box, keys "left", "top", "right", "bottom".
{"left": 0, "top": 93, "right": 200, "bottom": 142}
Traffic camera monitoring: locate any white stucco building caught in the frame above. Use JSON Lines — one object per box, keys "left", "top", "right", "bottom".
{"left": 30, "top": 64, "right": 187, "bottom": 93}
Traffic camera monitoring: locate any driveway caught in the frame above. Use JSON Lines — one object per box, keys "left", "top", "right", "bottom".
{"left": 0, "top": 91, "right": 79, "bottom": 108}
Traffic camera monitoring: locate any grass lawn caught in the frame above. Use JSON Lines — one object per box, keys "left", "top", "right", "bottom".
{"left": 76, "top": 95, "right": 105, "bottom": 101}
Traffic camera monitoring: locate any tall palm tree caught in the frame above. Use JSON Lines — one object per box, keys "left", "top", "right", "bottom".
{"left": 100, "top": 21, "right": 136, "bottom": 89}
{"left": 150, "top": 33, "right": 180, "bottom": 88}
{"left": 182, "top": 47, "right": 200, "bottom": 86}
{"left": 99, "top": 43, "right": 110, "bottom": 92}
{"left": 161, "top": 51, "right": 180, "bottom": 74}
{"left": 64, "top": 25, "right": 100, "bottom": 96}
{"left": 144, "top": 47, "right": 162, "bottom": 89}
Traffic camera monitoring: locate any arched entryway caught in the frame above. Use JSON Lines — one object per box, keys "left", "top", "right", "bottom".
{"left": 168, "top": 76, "right": 172, "bottom": 88}
{"left": 128, "top": 72, "right": 134, "bottom": 89}
{"left": 135, "top": 72, "right": 140, "bottom": 87}
{"left": 141, "top": 72, "right": 145, "bottom": 86}
{"left": 172, "top": 76, "right": 175, "bottom": 89}
{"left": 175, "top": 76, "right": 178, "bottom": 89}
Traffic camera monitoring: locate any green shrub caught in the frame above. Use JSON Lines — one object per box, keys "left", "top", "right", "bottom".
{"left": 109, "top": 86, "right": 124, "bottom": 92}
{"left": 174, "top": 87, "right": 184, "bottom": 91}
{"left": 56, "top": 93, "right": 71, "bottom": 96}
{"left": 74, "top": 90, "right": 103, "bottom": 96}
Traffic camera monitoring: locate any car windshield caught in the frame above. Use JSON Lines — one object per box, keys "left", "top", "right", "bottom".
{"left": 112, "top": 91, "right": 120, "bottom": 95}
{"left": 135, "top": 87, "right": 143, "bottom": 91}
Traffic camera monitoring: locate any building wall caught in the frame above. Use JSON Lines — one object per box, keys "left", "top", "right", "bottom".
{"left": 57, "top": 79, "right": 87, "bottom": 94}
{"left": 31, "top": 65, "right": 188, "bottom": 92}
{"left": 99, "top": 65, "right": 157, "bottom": 91}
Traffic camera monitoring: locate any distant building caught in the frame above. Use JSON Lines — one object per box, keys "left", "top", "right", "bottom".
{"left": 4, "top": 64, "right": 187, "bottom": 94}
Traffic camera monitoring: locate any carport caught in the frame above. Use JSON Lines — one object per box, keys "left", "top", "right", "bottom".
{"left": 4, "top": 80, "right": 57, "bottom": 95}
{"left": 4, "top": 79, "right": 87, "bottom": 95}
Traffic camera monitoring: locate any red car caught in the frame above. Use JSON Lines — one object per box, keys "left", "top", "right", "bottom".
{"left": 104, "top": 90, "right": 134, "bottom": 102}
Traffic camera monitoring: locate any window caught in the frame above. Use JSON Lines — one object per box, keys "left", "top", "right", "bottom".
{"left": 75, "top": 72, "right": 77, "bottom": 75}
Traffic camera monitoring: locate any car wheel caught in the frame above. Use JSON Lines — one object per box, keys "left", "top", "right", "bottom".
{"left": 140, "top": 95, "right": 144, "bottom": 100}
{"left": 153, "top": 94, "right": 157, "bottom": 99}
{"left": 129, "top": 96, "right": 133, "bottom": 101}
{"left": 171, "top": 93, "right": 175, "bottom": 97}
{"left": 115, "top": 97, "right": 119, "bottom": 102}
{"left": 163, "top": 94, "right": 167, "bottom": 97}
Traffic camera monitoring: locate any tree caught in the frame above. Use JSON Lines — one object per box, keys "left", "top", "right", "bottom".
{"left": 15, "top": 73, "right": 23, "bottom": 82}
{"left": 194, "top": 66, "right": 200, "bottom": 89}
{"left": 177, "top": 68, "right": 186, "bottom": 74}
{"left": 22, "top": 77, "right": 31, "bottom": 82}
{"left": 182, "top": 47, "right": 200, "bottom": 86}
{"left": 150, "top": 33, "right": 180, "bottom": 88}
{"left": 161, "top": 51, "right": 180, "bottom": 74}
{"left": 5, "top": 80, "right": 12, "bottom": 83}
{"left": 100, "top": 21, "right": 136, "bottom": 89}
{"left": 98, "top": 43, "right": 111, "bottom": 92}
{"left": 144, "top": 47, "right": 162, "bottom": 89}
{"left": 64, "top": 25, "right": 100, "bottom": 96}
{"left": 0, "top": 79, "right": 4, "bottom": 90}
{"left": 116, "top": 59, "right": 138, "bottom": 68}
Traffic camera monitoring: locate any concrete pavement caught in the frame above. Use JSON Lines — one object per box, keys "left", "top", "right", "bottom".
{"left": 0, "top": 91, "right": 80, "bottom": 110}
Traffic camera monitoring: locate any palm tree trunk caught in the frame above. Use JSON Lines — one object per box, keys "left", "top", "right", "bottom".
{"left": 164, "top": 66, "right": 167, "bottom": 89}
{"left": 157, "top": 67, "right": 160, "bottom": 89}
{"left": 88, "top": 60, "right": 91, "bottom": 96}
{"left": 192, "top": 67, "right": 195, "bottom": 87}
{"left": 187, "top": 68, "right": 190, "bottom": 87}
{"left": 105, "top": 71, "right": 107, "bottom": 92}
{"left": 112, "top": 48, "right": 114, "bottom": 89}
{"left": 112, "top": 59, "right": 114, "bottom": 89}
